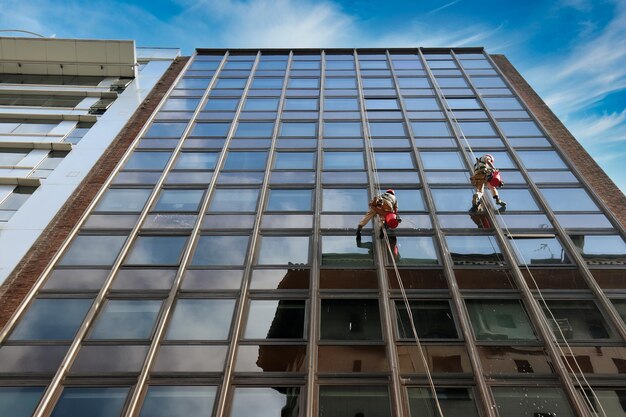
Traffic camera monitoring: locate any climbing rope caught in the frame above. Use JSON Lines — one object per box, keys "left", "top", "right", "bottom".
{"left": 359, "top": 55, "right": 446, "bottom": 416}
{"left": 429, "top": 62, "right": 607, "bottom": 417}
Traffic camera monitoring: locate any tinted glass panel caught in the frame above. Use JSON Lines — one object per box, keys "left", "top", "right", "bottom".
{"left": 209, "top": 189, "right": 259, "bottom": 212}
{"left": 394, "top": 237, "right": 439, "bottom": 265}
{"left": 175, "top": 153, "right": 218, "bottom": 170}
{"left": 466, "top": 300, "right": 537, "bottom": 341}
{"left": 124, "top": 152, "right": 171, "bottom": 170}
{"left": 321, "top": 299, "right": 381, "bottom": 340}
{"left": 95, "top": 189, "right": 152, "bottom": 212}
{"left": 191, "top": 235, "right": 250, "bottom": 266}
{"left": 267, "top": 189, "right": 313, "bottom": 211}
{"left": 166, "top": 299, "right": 236, "bottom": 340}
{"left": 89, "top": 300, "right": 161, "bottom": 340}
{"left": 0, "top": 387, "right": 45, "bottom": 417}
{"left": 257, "top": 236, "right": 310, "bottom": 265}
{"left": 50, "top": 387, "right": 129, "bottom": 417}
{"left": 125, "top": 236, "right": 188, "bottom": 266}
{"left": 571, "top": 235, "right": 626, "bottom": 264}
{"left": 323, "top": 152, "right": 364, "bottom": 169}
{"left": 396, "top": 300, "right": 457, "bottom": 339}
{"left": 322, "top": 188, "right": 368, "bottom": 212}
{"left": 492, "top": 387, "right": 573, "bottom": 417}
{"left": 230, "top": 387, "right": 301, "bottom": 417}
{"left": 59, "top": 235, "right": 127, "bottom": 266}
{"left": 224, "top": 152, "right": 268, "bottom": 170}
{"left": 139, "top": 386, "right": 217, "bottom": 417}
{"left": 153, "top": 189, "right": 204, "bottom": 212}
{"left": 319, "top": 386, "right": 391, "bottom": 417}
{"left": 244, "top": 300, "right": 306, "bottom": 339}
{"left": 446, "top": 235, "right": 503, "bottom": 265}
{"left": 408, "top": 388, "right": 479, "bottom": 417}
{"left": 274, "top": 152, "right": 315, "bottom": 169}
{"left": 542, "top": 300, "right": 614, "bottom": 341}
{"left": 511, "top": 237, "right": 570, "bottom": 265}
{"left": 322, "top": 235, "right": 374, "bottom": 266}
{"left": 541, "top": 188, "right": 599, "bottom": 212}
{"left": 9, "top": 299, "right": 91, "bottom": 340}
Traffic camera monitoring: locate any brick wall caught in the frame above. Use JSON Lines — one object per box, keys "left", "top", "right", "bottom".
{"left": 491, "top": 54, "right": 626, "bottom": 229}
{"left": 0, "top": 57, "right": 189, "bottom": 329}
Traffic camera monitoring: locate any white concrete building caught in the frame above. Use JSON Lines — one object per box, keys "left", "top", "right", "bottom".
{"left": 0, "top": 37, "right": 179, "bottom": 282}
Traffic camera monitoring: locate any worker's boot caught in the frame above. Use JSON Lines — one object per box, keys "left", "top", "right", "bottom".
{"left": 379, "top": 227, "right": 385, "bottom": 239}
{"left": 494, "top": 195, "right": 507, "bottom": 207}
{"left": 356, "top": 225, "right": 362, "bottom": 241}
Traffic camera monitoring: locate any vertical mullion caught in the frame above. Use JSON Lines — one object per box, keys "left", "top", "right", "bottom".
{"left": 305, "top": 50, "right": 324, "bottom": 417}
{"left": 212, "top": 50, "right": 294, "bottom": 417}
{"left": 392, "top": 49, "right": 498, "bottom": 417}
{"left": 122, "top": 50, "right": 254, "bottom": 417}
{"left": 354, "top": 49, "right": 405, "bottom": 417}
{"left": 421, "top": 49, "right": 592, "bottom": 417}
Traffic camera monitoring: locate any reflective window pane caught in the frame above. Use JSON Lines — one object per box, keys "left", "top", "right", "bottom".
{"left": 408, "top": 388, "right": 479, "bottom": 417}
{"left": 446, "top": 235, "right": 504, "bottom": 266}
{"left": 511, "top": 237, "right": 570, "bottom": 265}
{"left": 95, "top": 189, "right": 151, "bottom": 212}
{"left": 9, "top": 298, "right": 92, "bottom": 341}
{"left": 50, "top": 387, "right": 129, "bottom": 417}
{"left": 396, "top": 300, "right": 458, "bottom": 339}
{"left": 59, "top": 235, "right": 127, "bottom": 266}
{"left": 266, "top": 189, "right": 313, "bottom": 211}
{"left": 542, "top": 300, "right": 615, "bottom": 341}
{"left": 394, "top": 237, "right": 439, "bottom": 265}
{"left": 0, "top": 387, "right": 45, "bottom": 417}
{"left": 230, "top": 387, "right": 300, "bottom": 417}
{"left": 124, "top": 152, "right": 171, "bottom": 170}
{"left": 166, "top": 299, "right": 236, "bottom": 340}
{"left": 319, "top": 386, "right": 391, "bottom": 417}
{"left": 175, "top": 152, "right": 218, "bottom": 170}
{"left": 224, "top": 151, "right": 268, "bottom": 170}
{"left": 274, "top": 152, "right": 315, "bottom": 169}
{"left": 466, "top": 300, "right": 537, "bottom": 341}
{"left": 322, "top": 235, "right": 374, "bottom": 266}
{"left": 375, "top": 152, "right": 414, "bottom": 169}
{"left": 322, "top": 188, "right": 368, "bottom": 212}
{"left": 571, "top": 234, "right": 626, "bottom": 264}
{"left": 257, "top": 236, "right": 310, "bottom": 265}
{"left": 191, "top": 235, "right": 250, "bottom": 266}
{"left": 321, "top": 299, "right": 382, "bottom": 340}
{"left": 139, "top": 386, "right": 217, "bottom": 417}
{"left": 153, "top": 189, "right": 204, "bottom": 212}
{"left": 492, "top": 387, "right": 573, "bottom": 417}
{"left": 125, "top": 236, "right": 188, "bottom": 266}
{"left": 244, "top": 300, "right": 306, "bottom": 339}
{"left": 323, "top": 152, "right": 364, "bottom": 170}
{"left": 89, "top": 300, "right": 161, "bottom": 340}
{"left": 209, "top": 189, "right": 260, "bottom": 212}
{"left": 540, "top": 188, "right": 599, "bottom": 212}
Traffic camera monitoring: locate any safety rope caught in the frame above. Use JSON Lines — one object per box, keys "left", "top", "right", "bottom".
{"left": 359, "top": 57, "right": 446, "bottom": 416}
{"left": 429, "top": 66, "right": 607, "bottom": 417}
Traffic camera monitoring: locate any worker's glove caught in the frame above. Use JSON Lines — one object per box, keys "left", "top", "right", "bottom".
{"left": 499, "top": 180, "right": 504, "bottom": 188}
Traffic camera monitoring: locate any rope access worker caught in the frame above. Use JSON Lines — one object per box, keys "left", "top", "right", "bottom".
{"left": 470, "top": 154, "right": 506, "bottom": 211}
{"left": 356, "top": 189, "right": 401, "bottom": 239}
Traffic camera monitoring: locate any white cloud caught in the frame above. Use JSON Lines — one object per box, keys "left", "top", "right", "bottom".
{"left": 525, "top": 1, "right": 626, "bottom": 116}
{"left": 564, "top": 109, "right": 626, "bottom": 145}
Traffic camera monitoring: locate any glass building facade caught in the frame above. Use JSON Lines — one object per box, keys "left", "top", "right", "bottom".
{"left": 1, "top": 47, "right": 625, "bottom": 417}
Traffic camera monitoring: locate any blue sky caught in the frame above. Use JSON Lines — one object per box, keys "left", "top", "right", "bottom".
{"left": 2, "top": 0, "right": 625, "bottom": 191}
